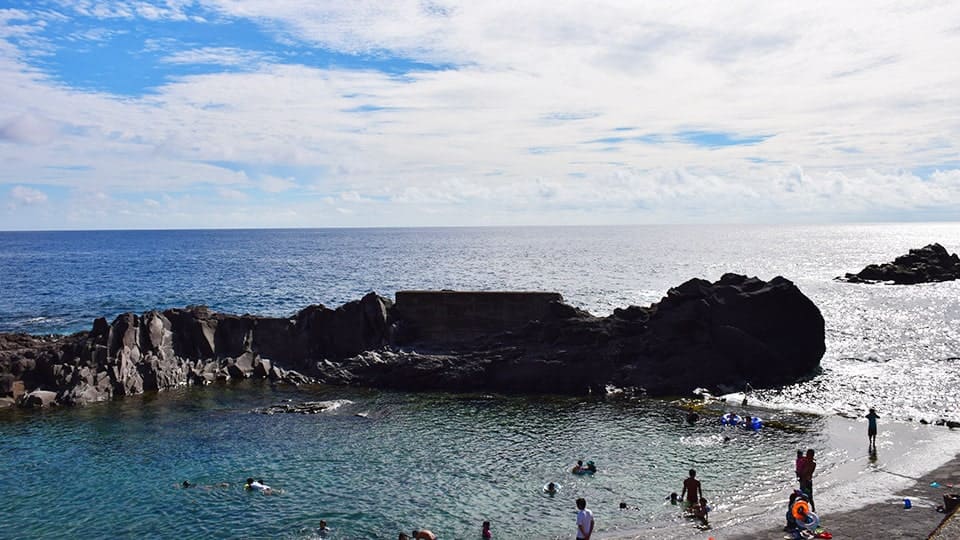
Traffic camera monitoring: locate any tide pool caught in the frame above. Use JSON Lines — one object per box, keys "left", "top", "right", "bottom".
{"left": 2, "top": 382, "right": 838, "bottom": 540}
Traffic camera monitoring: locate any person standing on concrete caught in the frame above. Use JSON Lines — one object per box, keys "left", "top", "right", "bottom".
{"left": 866, "top": 408, "right": 880, "bottom": 451}
{"left": 799, "top": 449, "right": 817, "bottom": 512}
{"left": 575, "top": 497, "right": 594, "bottom": 540}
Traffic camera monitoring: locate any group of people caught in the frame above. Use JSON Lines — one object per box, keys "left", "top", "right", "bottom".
{"left": 208, "top": 409, "right": 881, "bottom": 538}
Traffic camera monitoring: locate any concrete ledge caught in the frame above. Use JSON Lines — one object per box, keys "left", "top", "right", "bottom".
{"left": 394, "top": 290, "right": 563, "bottom": 342}
{"left": 929, "top": 506, "right": 960, "bottom": 539}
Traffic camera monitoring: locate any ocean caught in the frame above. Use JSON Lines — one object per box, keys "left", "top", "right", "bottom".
{"left": 1, "top": 224, "right": 959, "bottom": 539}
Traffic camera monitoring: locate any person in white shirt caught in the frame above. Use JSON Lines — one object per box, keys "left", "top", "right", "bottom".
{"left": 244, "top": 477, "right": 276, "bottom": 494}
{"left": 575, "top": 497, "right": 594, "bottom": 540}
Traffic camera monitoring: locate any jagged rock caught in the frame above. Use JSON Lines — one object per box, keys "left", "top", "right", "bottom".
{"left": 0, "top": 277, "right": 825, "bottom": 405}
{"left": 252, "top": 399, "right": 353, "bottom": 415}
{"left": 21, "top": 389, "right": 58, "bottom": 408}
{"left": 840, "top": 243, "right": 960, "bottom": 284}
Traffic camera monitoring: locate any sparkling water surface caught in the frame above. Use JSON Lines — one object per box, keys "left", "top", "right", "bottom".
{"left": 1, "top": 224, "right": 959, "bottom": 538}
{"left": 2, "top": 384, "right": 834, "bottom": 540}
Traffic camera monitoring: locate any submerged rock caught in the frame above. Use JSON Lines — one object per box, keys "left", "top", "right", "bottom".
{"left": 0, "top": 277, "right": 825, "bottom": 405}
{"left": 839, "top": 243, "right": 960, "bottom": 284}
{"left": 253, "top": 399, "right": 354, "bottom": 415}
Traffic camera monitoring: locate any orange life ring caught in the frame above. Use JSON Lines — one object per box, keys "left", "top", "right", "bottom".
{"left": 791, "top": 500, "right": 811, "bottom": 520}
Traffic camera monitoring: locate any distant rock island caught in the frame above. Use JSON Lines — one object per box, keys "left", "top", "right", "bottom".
{"left": 0, "top": 274, "right": 825, "bottom": 408}
{"left": 840, "top": 243, "right": 960, "bottom": 284}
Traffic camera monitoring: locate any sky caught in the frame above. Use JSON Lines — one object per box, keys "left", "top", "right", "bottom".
{"left": 1, "top": 1, "right": 959, "bottom": 230}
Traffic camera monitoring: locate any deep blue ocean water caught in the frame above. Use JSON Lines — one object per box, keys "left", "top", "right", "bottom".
{"left": 2, "top": 224, "right": 959, "bottom": 539}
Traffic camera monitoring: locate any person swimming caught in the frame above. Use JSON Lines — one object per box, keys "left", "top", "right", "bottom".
{"left": 544, "top": 482, "right": 559, "bottom": 494}
{"left": 585, "top": 461, "right": 597, "bottom": 473}
{"left": 571, "top": 460, "right": 584, "bottom": 473}
{"left": 244, "top": 477, "right": 276, "bottom": 494}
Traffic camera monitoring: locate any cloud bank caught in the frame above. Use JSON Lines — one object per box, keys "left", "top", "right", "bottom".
{"left": 0, "top": 1, "right": 958, "bottom": 229}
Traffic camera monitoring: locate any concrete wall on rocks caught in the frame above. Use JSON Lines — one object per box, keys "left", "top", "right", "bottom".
{"left": 394, "top": 291, "right": 562, "bottom": 342}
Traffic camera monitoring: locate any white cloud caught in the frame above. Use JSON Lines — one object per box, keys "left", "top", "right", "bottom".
{"left": 0, "top": 113, "right": 58, "bottom": 144}
{"left": 0, "top": 2, "right": 959, "bottom": 229}
{"left": 162, "top": 47, "right": 271, "bottom": 67}
{"left": 217, "top": 188, "right": 248, "bottom": 200}
{"left": 260, "top": 174, "right": 297, "bottom": 193}
{"left": 59, "top": 0, "right": 193, "bottom": 21}
{"left": 9, "top": 185, "right": 47, "bottom": 205}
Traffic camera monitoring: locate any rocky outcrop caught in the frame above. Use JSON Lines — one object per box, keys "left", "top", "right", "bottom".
{"left": 840, "top": 243, "right": 960, "bottom": 284}
{"left": 0, "top": 276, "right": 825, "bottom": 406}
{"left": 0, "top": 293, "right": 391, "bottom": 407}
{"left": 319, "top": 274, "right": 824, "bottom": 396}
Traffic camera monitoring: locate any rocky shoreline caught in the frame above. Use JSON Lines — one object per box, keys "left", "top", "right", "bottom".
{"left": 0, "top": 273, "right": 825, "bottom": 408}
{"left": 840, "top": 243, "right": 960, "bottom": 284}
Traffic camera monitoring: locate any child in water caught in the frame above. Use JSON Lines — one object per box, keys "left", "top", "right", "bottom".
{"left": 693, "top": 497, "right": 711, "bottom": 524}
{"left": 481, "top": 520, "right": 492, "bottom": 539}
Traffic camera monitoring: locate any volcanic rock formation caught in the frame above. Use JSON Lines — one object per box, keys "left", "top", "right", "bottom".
{"left": 0, "top": 274, "right": 825, "bottom": 407}
{"left": 840, "top": 243, "right": 960, "bottom": 284}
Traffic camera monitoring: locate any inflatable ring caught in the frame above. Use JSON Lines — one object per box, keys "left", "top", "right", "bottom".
{"left": 721, "top": 413, "right": 743, "bottom": 426}
{"left": 800, "top": 511, "right": 820, "bottom": 530}
{"left": 748, "top": 417, "right": 763, "bottom": 430}
{"left": 791, "top": 500, "right": 811, "bottom": 520}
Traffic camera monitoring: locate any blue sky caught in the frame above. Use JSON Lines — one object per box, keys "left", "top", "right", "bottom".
{"left": 1, "top": 1, "right": 959, "bottom": 229}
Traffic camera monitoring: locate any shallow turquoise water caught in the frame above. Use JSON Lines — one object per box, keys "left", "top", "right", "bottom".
{"left": 0, "top": 383, "right": 832, "bottom": 540}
